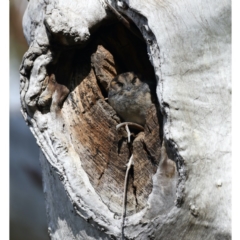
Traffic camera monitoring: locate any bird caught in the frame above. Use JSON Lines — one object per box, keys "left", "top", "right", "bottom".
{"left": 108, "top": 72, "right": 153, "bottom": 126}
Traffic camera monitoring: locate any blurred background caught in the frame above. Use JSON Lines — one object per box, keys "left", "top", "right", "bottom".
{"left": 10, "top": 0, "right": 49, "bottom": 239}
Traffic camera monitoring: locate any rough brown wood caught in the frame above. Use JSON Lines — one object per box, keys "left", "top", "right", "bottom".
{"left": 91, "top": 45, "right": 118, "bottom": 92}
{"left": 57, "top": 41, "right": 164, "bottom": 215}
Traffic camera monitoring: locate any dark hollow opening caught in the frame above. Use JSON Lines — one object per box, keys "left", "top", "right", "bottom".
{"left": 43, "top": 16, "right": 167, "bottom": 214}
{"left": 47, "top": 18, "right": 157, "bottom": 96}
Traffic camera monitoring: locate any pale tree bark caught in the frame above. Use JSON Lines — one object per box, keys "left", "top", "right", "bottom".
{"left": 20, "top": 0, "right": 231, "bottom": 239}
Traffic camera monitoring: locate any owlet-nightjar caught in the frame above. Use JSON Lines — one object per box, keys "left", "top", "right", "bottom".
{"left": 108, "top": 72, "right": 153, "bottom": 126}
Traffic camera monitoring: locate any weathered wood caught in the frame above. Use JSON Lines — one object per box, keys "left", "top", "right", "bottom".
{"left": 20, "top": 0, "right": 231, "bottom": 239}
{"left": 58, "top": 43, "right": 166, "bottom": 214}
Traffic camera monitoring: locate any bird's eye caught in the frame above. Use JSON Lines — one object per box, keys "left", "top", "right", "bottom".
{"left": 132, "top": 77, "right": 138, "bottom": 85}
{"left": 116, "top": 82, "right": 123, "bottom": 87}
{"left": 111, "top": 81, "right": 123, "bottom": 88}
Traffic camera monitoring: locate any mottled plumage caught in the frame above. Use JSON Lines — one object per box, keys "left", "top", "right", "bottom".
{"left": 108, "top": 72, "right": 153, "bottom": 126}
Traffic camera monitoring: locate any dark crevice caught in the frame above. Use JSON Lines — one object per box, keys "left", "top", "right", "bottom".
{"left": 93, "top": 73, "right": 108, "bottom": 98}
{"left": 98, "top": 169, "right": 105, "bottom": 182}
{"left": 155, "top": 103, "right": 164, "bottom": 147}
{"left": 132, "top": 184, "right": 138, "bottom": 210}
{"left": 117, "top": 137, "right": 126, "bottom": 155}
{"left": 141, "top": 140, "right": 157, "bottom": 167}
{"left": 97, "top": 163, "right": 110, "bottom": 186}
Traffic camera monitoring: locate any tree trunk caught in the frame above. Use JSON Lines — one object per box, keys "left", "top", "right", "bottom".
{"left": 20, "top": 0, "right": 231, "bottom": 239}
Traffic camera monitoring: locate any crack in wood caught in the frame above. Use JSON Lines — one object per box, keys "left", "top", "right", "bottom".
{"left": 141, "top": 140, "right": 157, "bottom": 167}
{"left": 131, "top": 172, "right": 139, "bottom": 210}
